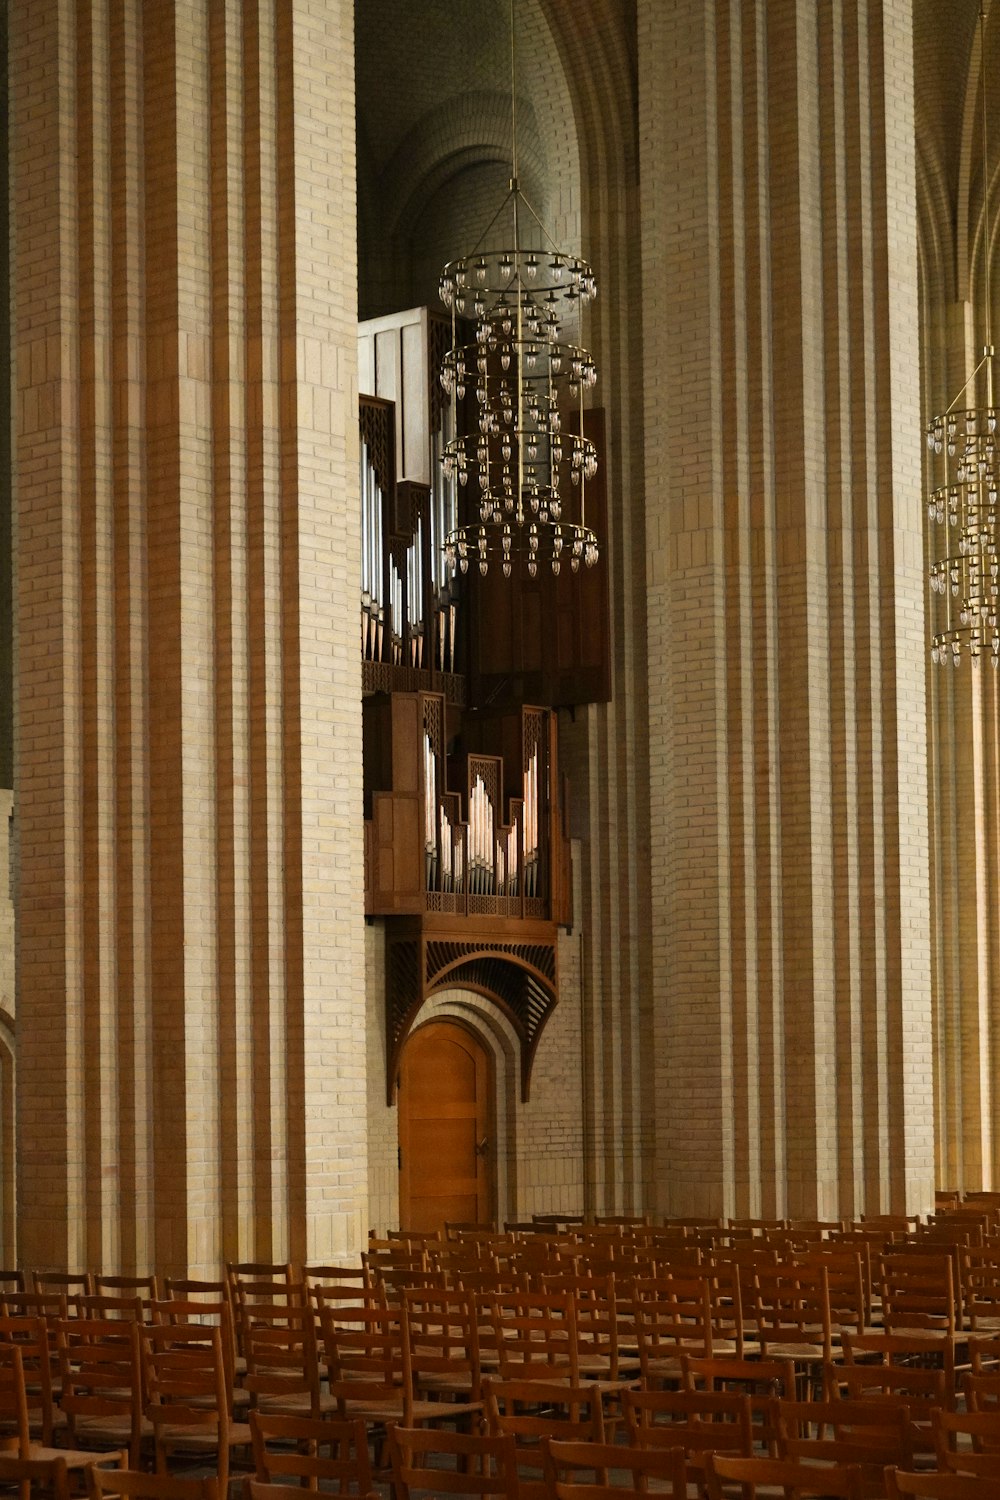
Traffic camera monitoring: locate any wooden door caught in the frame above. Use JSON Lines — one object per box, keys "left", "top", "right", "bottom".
{"left": 398, "top": 1021, "right": 493, "bottom": 1232}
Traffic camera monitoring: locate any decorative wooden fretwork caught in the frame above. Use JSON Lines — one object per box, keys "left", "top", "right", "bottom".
{"left": 359, "top": 397, "right": 394, "bottom": 497}
{"left": 385, "top": 920, "right": 558, "bottom": 1104}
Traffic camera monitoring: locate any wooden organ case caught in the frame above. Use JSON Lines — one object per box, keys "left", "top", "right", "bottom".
{"left": 359, "top": 308, "right": 609, "bottom": 1102}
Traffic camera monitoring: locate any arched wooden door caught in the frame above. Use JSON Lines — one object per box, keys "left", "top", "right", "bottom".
{"left": 398, "top": 1020, "right": 494, "bottom": 1232}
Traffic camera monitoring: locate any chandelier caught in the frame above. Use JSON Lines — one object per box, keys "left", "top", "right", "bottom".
{"left": 438, "top": 1, "right": 600, "bottom": 581}
{"left": 926, "top": 3, "right": 997, "bottom": 667}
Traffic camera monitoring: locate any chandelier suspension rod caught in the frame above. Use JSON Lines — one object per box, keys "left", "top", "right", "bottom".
{"left": 510, "top": 0, "right": 519, "bottom": 185}
{"left": 981, "top": 2, "right": 995, "bottom": 406}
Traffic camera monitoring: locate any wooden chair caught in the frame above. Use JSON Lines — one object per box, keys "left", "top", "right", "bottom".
{"left": 542, "top": 1274, "right": 640, "bottom": 1388}
{"left": 240, "top": 1300, "right": 329, "bottom": 1418}
{"left": 706, "top": 1453, "right": 864, "bottom": 1498}
{"left": 961, "top": 1247, "right": 1000, "bottom": 1332}
{"left": 140, "top": 1322, "right": 251, "bottom": 1490}
{"left": 794, "top": 1245, "right": 870, "bottom": 1339}
{"left": 248, "top": 1409, "right": 373, "bottom": 1494}
{"left": 402, "top": 1286, "right": 483, "bottom": 1410}
{"left": 622, "top": 1387, "right": 751, "bottom": 1492}
{"left": 388, "top": 1425, "right": 518, "bottom": 1500}
{"left": 54, "top": 1316, "right": 147, "bottom": 1467}
{"left": 541, "top": 1436, "right": 686, "bottom": 1500}
{"left": 0, "top": 1342, "right": 127, "bottom": 1486}
{"left": 86, "top": 1470, "right": 218, "bottom": 1500}
{"left": 631, "top": 1274, "right": 714, "bottom": 1387}
{"left": 0, "top": 1316, "right": 60, "bottom": 1446}
{"left": 484, "top": 1378, "right": 604, "bottom": 1500}
{"left": 0, "top": 1274, "right": 24, "bottom": 1296}
{"left": 751, "top": 1262, "right": 832, "bottom": 1393}
{"left": 831, "top": 1344, "right": 949, "bottom": 1463}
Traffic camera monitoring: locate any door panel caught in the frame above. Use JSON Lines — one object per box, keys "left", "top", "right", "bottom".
{"left": 398, "top": 1021, "right": 492, "bottom": 1232}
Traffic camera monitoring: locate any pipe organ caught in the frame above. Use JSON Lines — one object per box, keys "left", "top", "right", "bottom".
{"left": 359, "top": 312, "right": 461, "bottom": 700}
{"left": 364, "top": 690, "right": 570, "bottom": 926}
{"left": 358, "top": 306, "right": 604, "bottom": 1097}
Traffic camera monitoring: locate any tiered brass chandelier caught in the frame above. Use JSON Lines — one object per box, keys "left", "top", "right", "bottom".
{"left": 439, "top": 0, "right": 600, "bottom": 581}
{"left": 926, "top": 3, "right": 998, "bottom": 667}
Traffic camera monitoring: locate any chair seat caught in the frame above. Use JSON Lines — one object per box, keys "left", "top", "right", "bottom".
{"left": 31, "top": 1443, "right": 127, "bottom": 1469}
{"left": 153, "top": 1419, "right": 252, "bottom": 1451}
{"left": 71, "top": 1416, "right": 154, "bottom": 1446}
{"left": 253, "top": 1391, "right": 339, "bottom": 1416}
{"left": 762, "top": 1340, "right": 826, "bottom": 1363}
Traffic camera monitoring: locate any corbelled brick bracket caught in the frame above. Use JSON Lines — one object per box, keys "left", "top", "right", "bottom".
{"left": 384, "top": 916, "right": 558, "bottom": 1104}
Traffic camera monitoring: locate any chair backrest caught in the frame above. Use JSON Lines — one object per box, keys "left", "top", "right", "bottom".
{"left": 772, "top": 1395, "right": 914, "bottom": 1474}
{"left": 681, "top": 1352, "right": 795, "bottom": 1450}
{"left": 485, "top": 1290, "right": 579, "bottom": 1382}
{"left": 93, "top": 1274, "right": 160, "bottom": 1301}
{"left": 485, "top": 1377, "right": 604, "bottom": 1498}
{"left": 32, "top": 1271, "right": 93, "bottom": 1297}
{"left": 319, "top": 1302, "right": 410, "bottom": 1418}
{"left": 140, "top": 1322, "right": 229, "bottom": 1425}
{"left": 933, "top": 1407, "right": 1000, "bottom": 1475}
{"left": 162, "top": 1278, "right": 228, "bottom": 1301}
{"left": 885, "top": 1474, "right": 1000, "bottom": 1498}
{"left": 0, "top": 1342, "right": 28, "bottom": 1456}
{"left": 706, "top": 1453, "right": 863, "bottom": 1499}
{"left": 631, "top": 1274, "right": 714, "bottom": 1379}
{"left": 402, "top": 1286, "right": 481, "bottom": 1402}
{"left": 147, "top": 1298, "right": 237, "bottom": 1394}
{"left": 389, "top": 1424, "right": 519, "bottom": 1500}
{"left": 623, "top": 1386, "right": 752, "bottom": 1473}
{"left": 0, "top": 1292, "right": 67, "bottom": 1329}
{"left": 541, "top": 1437, "right": 686, "bottom": 1500}
{"left": 751, "top": 1263, "right": 832, "bottom": 1361}
{"left": 964, "top": 1370, "right": 1000, "bottom": 1411}
{"left": 86, "top": 1468, "right": 219, "bottom": 1500}
{"left": 841, "top": 1326, "right": 956, "bottom": 1387}
{"left": 71, "top": 1295, "right": 145, "bottom": 1322}
{"left": 0, "top": 1452, "right": 71, "bottom": 1500}
{"left": 0, "top": 1272, "right": 24, "bottom": 1294}
{"left": 249, "top": 1409, "right": 373, "bottom": 1493}
{"left": 226, "top": 1262, "right": 292, "bottom": 1286}
{"left": 878, "top": 1251, "right": 959, "bottom": 1333}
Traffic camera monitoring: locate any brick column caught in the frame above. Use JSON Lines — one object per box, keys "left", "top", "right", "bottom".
{"left": 11, "top": 0, "right": 367, "bottom": 1273}
{"left": 640, "top": 0, "right": 934, "bottom": 1217}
